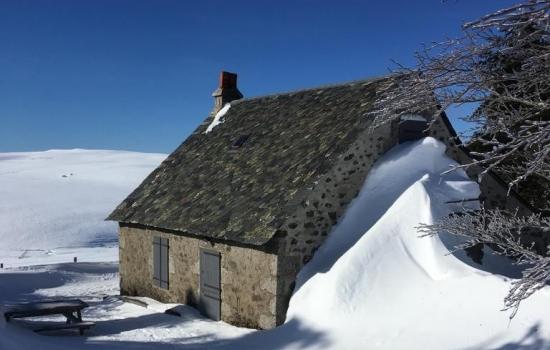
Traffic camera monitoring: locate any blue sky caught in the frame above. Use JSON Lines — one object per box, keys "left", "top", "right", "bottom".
{"left": 0, "top": 0, "right": 514, "bottom": 153}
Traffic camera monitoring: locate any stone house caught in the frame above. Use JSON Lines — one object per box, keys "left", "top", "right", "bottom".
{"left": 107, "top": 71, "right": 531, "bottom": 329}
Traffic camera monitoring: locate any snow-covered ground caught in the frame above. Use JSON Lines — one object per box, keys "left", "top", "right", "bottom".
{"left": 0, "top": 149, "right": 165, "bottom": 267}
{"left": 1, "top": 139, "right": 550, "bottom": 349}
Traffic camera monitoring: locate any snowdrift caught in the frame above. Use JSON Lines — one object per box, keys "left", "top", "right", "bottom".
{"left": 277, "top": 137, "right": 550, "bottom": 349}
{"left": 0, "top": 149, "right": 165, "bottom": 266}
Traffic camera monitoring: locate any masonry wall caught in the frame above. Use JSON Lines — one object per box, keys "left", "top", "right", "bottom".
{"left": 119, "top": 224, "right": 279, "bottom": 329}
{"left": 271, "top": 120, "right": 400, "bottom": 323}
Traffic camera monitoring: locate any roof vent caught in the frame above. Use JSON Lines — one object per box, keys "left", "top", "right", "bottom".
{"left": 212, "top": 71, "right": 243, "bottom": 114}
{"left": 231, "top": 134, "right": 250, "bottom": 149}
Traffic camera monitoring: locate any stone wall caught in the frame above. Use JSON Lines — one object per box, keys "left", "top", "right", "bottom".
{"left": 272, "top": 120, "right": 400, "bottom": 323}
{"left": 119, "top": 224, "right": 279, "bottom": 329}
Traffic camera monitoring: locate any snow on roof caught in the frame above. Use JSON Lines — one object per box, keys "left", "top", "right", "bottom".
{"left": 204, "top": 103, "right": 231, "bottom": 134}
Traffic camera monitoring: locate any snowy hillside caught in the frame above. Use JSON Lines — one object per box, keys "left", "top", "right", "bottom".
{"left": 1, "top": 139, "right": 550, "bottom": 349}
{"left": 0, "top": 149, "right": 165, "bottom": 267}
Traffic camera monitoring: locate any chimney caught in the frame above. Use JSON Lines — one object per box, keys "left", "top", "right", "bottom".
{"left": 212, "top": 71, "right": 243, "bottom": 114}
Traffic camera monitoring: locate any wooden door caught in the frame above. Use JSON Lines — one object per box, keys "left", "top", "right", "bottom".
{"left": 199, "top": 249, "right": 221, "bottom": 320}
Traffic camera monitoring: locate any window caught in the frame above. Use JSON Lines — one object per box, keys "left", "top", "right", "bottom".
{"left": 398, "top": 114, "right": 428, "bottom": 143}
{"left": 153, "top": 237, "right": 169, "bottom": 289}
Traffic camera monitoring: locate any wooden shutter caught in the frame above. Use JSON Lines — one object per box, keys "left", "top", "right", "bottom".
{"left": 153, "top": 237, "right": 161, "bottom": 287}
{"left": 160, "top": 238, "right": 169, "bottom": 289}
{"left": 153, "top": 237, "right": 169, "bottom": 289}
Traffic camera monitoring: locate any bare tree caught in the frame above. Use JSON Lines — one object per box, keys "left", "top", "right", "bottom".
{"left": 372, "top": 1, "right": 550, "bottom": 315}
{"left": 419, "top": 210, "right": 550, "bottom": 317}
{"left": 373, "top": 1, "right": 549, "bottom": 184}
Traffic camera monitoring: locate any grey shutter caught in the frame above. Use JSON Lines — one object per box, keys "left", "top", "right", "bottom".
{"left": 153, "top": 237, "right": 161, "bottom": 287}
{"left": 160, "top": 238, "right": 169, "bottom": 289}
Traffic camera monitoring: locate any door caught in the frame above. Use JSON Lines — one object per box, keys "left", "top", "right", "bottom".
{"left": 199, "top": 249, "right": 221, "bottom": 320}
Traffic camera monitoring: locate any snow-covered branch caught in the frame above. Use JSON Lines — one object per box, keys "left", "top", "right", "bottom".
{"left": 418, "top": 208, "right": 550, "bottom": 316}
{"left": 390, "top": 1, "right": 550, "bottom": 317}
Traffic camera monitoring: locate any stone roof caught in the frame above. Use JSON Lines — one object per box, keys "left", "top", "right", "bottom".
{"left": 108, "top": 76, "right": 394, "bottom": 245}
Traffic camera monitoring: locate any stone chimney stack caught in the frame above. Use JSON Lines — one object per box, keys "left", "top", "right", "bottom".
{"left": 212, "top": 71, "right": 243, "bottom": 114}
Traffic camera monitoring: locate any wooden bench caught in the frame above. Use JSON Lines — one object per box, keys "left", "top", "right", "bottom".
{"left": 34, "top": 321, "right": 96, "bottom": 335}
{"left": 4, "top": 299, "right": 95, "bottom": 335}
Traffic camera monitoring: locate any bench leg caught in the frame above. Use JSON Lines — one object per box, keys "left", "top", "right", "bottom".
{"left": 63, "top": 312, "right": 79, "bottom": 324}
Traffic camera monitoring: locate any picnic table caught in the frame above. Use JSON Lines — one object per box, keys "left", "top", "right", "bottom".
{"left": 3, "top": 299, "right": 95, "bottom": 335}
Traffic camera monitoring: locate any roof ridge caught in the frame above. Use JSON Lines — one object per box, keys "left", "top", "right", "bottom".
{"left": 231, "top": 74, "right": 392, "bottom": 105}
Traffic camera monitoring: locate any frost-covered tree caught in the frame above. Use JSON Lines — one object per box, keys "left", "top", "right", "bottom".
{"left": 466, "top": 12, "right": 550, "bottom": 213}
{"left": 371, "top": 1, "right": 550, "bottom": 315}
{"left": 419, "top": 210, "right": 550, "bottom": 316}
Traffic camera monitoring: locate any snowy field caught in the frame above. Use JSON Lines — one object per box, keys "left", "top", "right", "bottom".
{"left": 1, "top": 140, "right": 550, "bottom": 349}
{"left": 0, "top": 149, "right": 165, "bottom": 267}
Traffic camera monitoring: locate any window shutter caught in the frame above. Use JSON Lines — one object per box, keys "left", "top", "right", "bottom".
{"left": 160, "top": 238, "right": 169, "bottom": 289}
{"left": 153, "top": 237, "right": 161, "bottom": 287}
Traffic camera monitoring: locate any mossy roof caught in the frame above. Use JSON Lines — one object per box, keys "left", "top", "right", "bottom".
{"left": 108, "top": 76, "right": 391, "bottom": 245}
